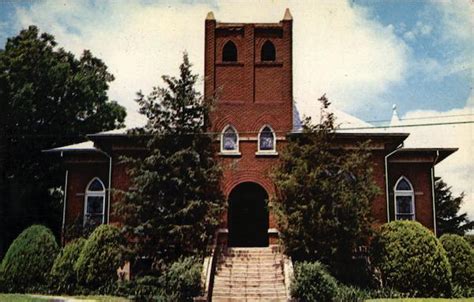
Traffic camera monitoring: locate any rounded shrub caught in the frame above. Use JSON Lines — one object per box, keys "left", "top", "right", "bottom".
{"left": 159, "top": 256, "right": 203, "bottom": 301}
{"left": 440, "top": 234, "right": 474, "bottom": 289}
{"left": 74, "top": 224, "right": 125, "bottom": 290}
{"left": 290, "top": 261, "right": 338, "bottom": 302}
{"left": 0, "top": 225, "right": 59, "bottom": 292}
{"left": 371, "top": 220, "right": 451, "bottom": 297}
{"left": 50, "top": 238, "right": 86, "bottom": 293}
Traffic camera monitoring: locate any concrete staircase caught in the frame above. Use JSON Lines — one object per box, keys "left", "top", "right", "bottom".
{"left": 212, "top": 246, "right": 288, "bottom": 302}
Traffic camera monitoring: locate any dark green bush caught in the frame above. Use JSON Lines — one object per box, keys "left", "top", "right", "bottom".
{"left": 0, "top": 225, "right": 59, "bottom": 292}
{"left": 159, "top": 256, "right": 202, "bottom": 302}
{"left": 440, "top": 234, "right": 474, "bottom": 290}
{"left": 291, "top": 261, "right": 338, "bottom": 302}
{"left": 74, "top": 224, "right": 125, "bottom": 290}
{"left": 50, "top": 238, "right": 86, "bottom": 293}
{"left": 371, "top": 220, "right": 451, "bottom": 297}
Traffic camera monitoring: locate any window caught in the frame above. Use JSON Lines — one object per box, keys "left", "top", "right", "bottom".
{"left": 222, "top": 41, "right": 237, "bottom": 62}
{"left": 84, "top": 177, "right": 106, "bottom": 227}
{"left": 221, "top": 125, "right": 239, "bottom": 153}
{"left": 258, "top": 125, "right": 276, "bottom": 153}
{"left": 394, "top": 176, "right": 415, "bottom": 220}
{"left": 261, "top": 40, "right": 276, "bottom": 61}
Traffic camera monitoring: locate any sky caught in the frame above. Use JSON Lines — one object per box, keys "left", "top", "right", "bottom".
{"left": 0, "top": 0, "right": 472, "bottom": 220}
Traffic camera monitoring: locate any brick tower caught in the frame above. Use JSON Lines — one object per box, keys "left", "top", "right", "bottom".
{"left": 205, "top": 10, "right": 294, "bottom": 246}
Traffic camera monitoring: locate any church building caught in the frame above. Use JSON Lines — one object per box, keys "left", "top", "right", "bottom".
{"left": 47, "top": 9, "right": 456, "bottom": 249}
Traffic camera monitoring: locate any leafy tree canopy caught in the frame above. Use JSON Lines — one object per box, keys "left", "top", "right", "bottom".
{"left": 115, "top": 53, "right": 224, "bottom": 270}
{"left": 435, "top": 178, "right": 473, "bottom": 236}
{"left": 272, "top": 95, "right": 379, "bottom": 280}
{"left": 0, "top": 26, "right": 126, "bottom": 256}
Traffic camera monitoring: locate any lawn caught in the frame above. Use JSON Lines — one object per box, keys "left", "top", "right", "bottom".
{"left": 0, "top": 294, "right": 129, "bottom": 302}
{"left": 367, "top": 299, "right": 474, "bottom": 302}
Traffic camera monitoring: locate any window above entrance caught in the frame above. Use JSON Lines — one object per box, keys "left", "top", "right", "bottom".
{"left": 220, "top": 125, "right": 240, "bottom": 155}
{"left": 256, "top": 125, "right": 278, "bottom": 156}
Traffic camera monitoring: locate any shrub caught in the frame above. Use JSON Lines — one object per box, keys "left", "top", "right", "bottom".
{"left": 159, "top": 256, "right": 202, "bottom": 302}
{"left": 0, "top": 225, "right": 59, "bottom": 292}
{"left": 75, "top": 224, "right": 125, "bottom": 290}
{"left": 50, "top": 238, "right": 86, "bottom": 293}
{"left": 290, "top": 261, "right": 338, "bottom": 302}
{"left": 336, "top": 285, "right": 407, "bottom": 302}
{"left": 371, "top": 220, "right": 451, "bottom": 297}
{"left": 440, "top": 234, "right": 474, "bottom": 290}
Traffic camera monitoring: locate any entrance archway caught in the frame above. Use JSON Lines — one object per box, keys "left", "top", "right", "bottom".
{"left": 228, "top": 182, "right": 269, "bottom": 247}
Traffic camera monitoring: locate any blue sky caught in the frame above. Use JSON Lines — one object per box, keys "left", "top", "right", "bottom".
{"left": 353, "top": 0, "right": 471, "bottom": 120}
{"left": 1, "top": 0, "right": 473, "bottom": 217}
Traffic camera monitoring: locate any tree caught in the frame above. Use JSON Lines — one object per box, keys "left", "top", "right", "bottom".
{"left": 0, "top": 26, "right": 126, "bottom": 257}
{"left": 435, "top": 178, "right": 473, "bottom": 236}
{"left": 272, "top": 95, "right": 379, "bottom": 280}
{"left": 115, "top": 53, "right": 224, "bottom": 270}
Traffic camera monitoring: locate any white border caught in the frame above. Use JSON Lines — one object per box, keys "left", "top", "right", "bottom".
{"left": 394, "top": 176, "right": 416, "bottom": 221}
{"left": 83, "top": 177, "right": 106, "bottom": 226}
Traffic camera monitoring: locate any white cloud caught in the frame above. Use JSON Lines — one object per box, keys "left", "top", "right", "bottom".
{"left": 11, "top": 0, "right": 409, "bottom": 125}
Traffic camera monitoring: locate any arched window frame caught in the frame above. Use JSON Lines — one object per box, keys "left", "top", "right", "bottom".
{"left": 257, "top": 124, "right": 277, "bottom": 155}
{"left": 220, "top": 125, "right": 240, "bottom": 155}
{"left": 84, "top": 177, "right": 106, "bottom": 226}
{"left": 394, "top": 176, "right": 415, "bottom": 221}
{"left": 261, "top": 40, "right": 276, "bottom": 61}
{"left": 222, "top": 40, "right": 238, "bottom": 62}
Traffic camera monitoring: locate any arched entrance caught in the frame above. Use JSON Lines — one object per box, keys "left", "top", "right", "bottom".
{"left": 228, "top": 182, "right": 269, "bottom": 247}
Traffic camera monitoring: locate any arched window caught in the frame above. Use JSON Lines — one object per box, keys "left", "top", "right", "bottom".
{"left": 261, "top": 40, "right": 276, "bottom": 61}
{"left": 222, "top": 41, "right": 237, "bottom": 62}
{"left": 394, "top": 176, "right": 415, "bottom": 220}
{"left": 221, "top": 125, "right": 239, "bottom": 153}
{"left": 84, "top": 177, "right": 106, "bottom": 227}
{"left": 258, "top": 125, "right": 276, "bottom": 152}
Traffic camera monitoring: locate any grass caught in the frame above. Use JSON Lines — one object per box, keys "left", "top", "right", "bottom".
{"left": 0, "top": 294, "right": 129, "bottom": 302}
{"left": 367, "top": 299, "right": 474, "bottom": 302}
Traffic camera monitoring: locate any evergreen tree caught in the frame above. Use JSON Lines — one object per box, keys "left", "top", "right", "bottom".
{"left": 435, "top": 178, "right": 473, "bottom": 236}
{"left": 272, "top": 95, "right": 379, "bottom": 280}
{"left": 116, "top": 53, "right": 224, "bottom": 270}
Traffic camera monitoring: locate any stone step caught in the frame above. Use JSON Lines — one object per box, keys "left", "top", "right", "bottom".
{"left": 214, "top": 280, "right": 286, "bottom": 287}
{"left": 212, "top": 289, "right": 287, "bottom": 296}
{"left": 216, "top": 265, "right": 283, "bottom": 271}
{"left": 215, "top": 272, "right": 284, "bottom": 279}
{"left": 214, "top": 276, "right": 285, "bottom": 282}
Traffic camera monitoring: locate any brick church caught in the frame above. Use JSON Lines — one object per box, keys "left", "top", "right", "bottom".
{"left": 48, "top": 9, "right": 456, "bottom": 248}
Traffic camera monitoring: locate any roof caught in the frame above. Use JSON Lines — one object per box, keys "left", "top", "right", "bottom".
{"left": 43, "top": 141, "right": 97, "bottom": 153}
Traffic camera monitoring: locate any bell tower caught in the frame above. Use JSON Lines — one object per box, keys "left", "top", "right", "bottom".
{"left": 205, "top": 9, "right": 294, "bottom": 135}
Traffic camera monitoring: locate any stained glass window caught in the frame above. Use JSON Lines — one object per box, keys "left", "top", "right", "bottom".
{"left": 222, "top": 126, "right": 238, "bottom": 152}
{"left": 84, "top": 178, "right": 105, "bottom": 227}
{"left": 394, "top": 177, "right": 415, "bottom": 220}
{"left": 259, "top": 126, "right": 275, "bottom": 151}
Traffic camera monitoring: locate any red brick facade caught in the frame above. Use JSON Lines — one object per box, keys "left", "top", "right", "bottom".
{"left": 53, "top": 11, "right": 455, "bottom": 245}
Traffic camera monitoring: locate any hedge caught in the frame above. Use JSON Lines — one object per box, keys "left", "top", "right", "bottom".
{"left": 371, "top": 221, "right": 451, "bottom": 297}
{"left": 440, "top": 234, "right": 474, "bottom": 290}
{"left": 0, "top": 225, "right": 59, "bottom": 292}
{"left": 291, "top": 261, "right": 338, "bottom": 302}
{"left": 75, "top": 224, "right": 125, "bottom": 290}
{"left": 50, "top": 238, "right": 87, "bottom": 293}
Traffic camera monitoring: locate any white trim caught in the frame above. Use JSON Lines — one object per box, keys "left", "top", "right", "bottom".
{"left": 220, "top": 124, "right": 239, "bottom": 154}
{"left": 432, "top": 150, "right": 440, "bottom": 236}
{"left": 83, "top": 177, "right": 106, "bottom": 226}
{"left": 107, "top": 156, "right": 112, "bottom": 224}
{"left": 257, "top": 124, "right": 276, "bottom": 153}
{"left": 62, "top": 170, "right": 68, "bottom": 237}
{"left": 394, "top": 176, "right": 416, "bottom": 221}
{"left": 385, "top": 144, "right": 403, "bottom": 222}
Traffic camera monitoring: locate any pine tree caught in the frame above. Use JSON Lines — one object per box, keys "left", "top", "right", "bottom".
{"left": 115, "top": 53, "right": 224, "bottom": 269}
{"left": 272, "top": 95, "right": 379, "bottom": 280}
{"left": 435, "top": 178, "right": 473, "bottom": 236}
